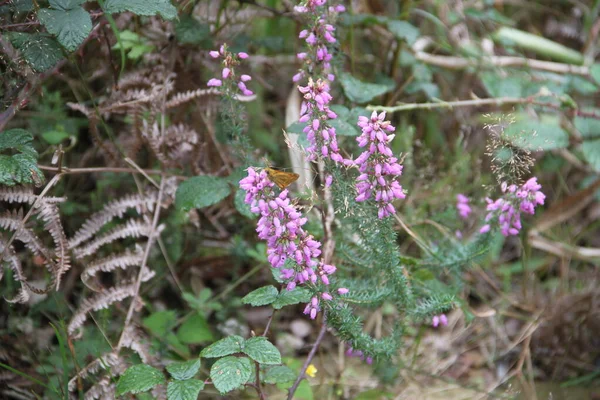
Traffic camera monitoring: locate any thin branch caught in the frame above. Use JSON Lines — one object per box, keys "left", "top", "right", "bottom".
{"left": 287, "top": 310, "right": 327, "bottom": 400}
{"left": 414, "top": 51, "right": 589, "bottom": 76}
{"left": 39, "top": 165, "right": 187, "bottom": 180}
{"left": 116, "top": 177, "right": 165, "bottom": 351}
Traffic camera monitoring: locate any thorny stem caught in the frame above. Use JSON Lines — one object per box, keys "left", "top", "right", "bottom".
{"left": 116, "top": 177, "right": 165, "bottom": 351}
{"left": 287, "top": 310, "right": 327, "bottom": 400}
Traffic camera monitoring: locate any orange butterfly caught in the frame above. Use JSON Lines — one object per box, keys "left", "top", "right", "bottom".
{"left": 264, "top": 167, "right": 299, "bottom": 189}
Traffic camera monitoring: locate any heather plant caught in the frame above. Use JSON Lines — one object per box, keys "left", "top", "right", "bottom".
{"left": 1, "top": 0, "right": 599, "bottom": 399}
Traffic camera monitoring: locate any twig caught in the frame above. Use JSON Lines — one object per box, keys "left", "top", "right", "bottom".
{"left": 414, "top": 51, "right": 589, "bottom": 76}
{"left": 287, "top": 310, "right": 327, "bottom": 400}
{"left": 39, "top": 165, "right": 187, "bottom": 180}
{"left": 116, "top": 177, "right": 165, "bottom": 351}
{"left": 254, "top": 360, "right": 266, "bottom": 400}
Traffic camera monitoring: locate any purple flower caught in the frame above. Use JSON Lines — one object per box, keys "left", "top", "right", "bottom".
{"left": 240, "top": 167, "right": 345, "bottom": 320}
{"left": 456, "top": 194, "right": 472, "bottom": 219}
{"left": 207, "top": 78, "right": 222, "bottom": 87}
{"left": 345, "top": 345, "right": 373, "bottom": 364}
{"left": 353, "top": 111, "right": 406, "bottom": 218}
{"left": 480, "top": 178, "right": 545, "bottom": 236}
{"left": 207, "top": 44, "right": 253, "bottom": 95}
{"left": 432, "top": 314, "right": 448, "bottom": 328}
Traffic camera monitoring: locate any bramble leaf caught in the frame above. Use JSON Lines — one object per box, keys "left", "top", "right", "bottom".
{"left": 0, "top": 129, "right": 44, "bottom": 186}
{"left": 272, "top": 288, "right": 311, "bottom": 310}
{"left": 210, "top": 356, "right": 252, "bottom": 394}
{"left": 103, "top": 0, "right": 177, "bottom": 20}
{"left": 386, "top": 20, "right": 420, "bottom": 45}
{"left": 263, "top": 365, "right": 296, "bottom": 384}
{"left": 200, "top": 335, "right": 244, "bottom": 358}
{"left": 38, "top": 7, "right": 92, "bottom": 51}
{"left": 116, "top": 364, "right": 165, "bottom": 395}
{"left": 242, "top": 285, "right": 278, "bottom": 306}
{"left": 177, "top": 313, "right": 214, "bottom": 344}
{"left": 166, "top": 359, "right": 201, "bottom": 381}
{"left": 6, "top": 32, "right": 64, "bottom": 72}
{"left": 175, "top": 176, "right": 231, "bottom": 211}
{"left": 167, "top": 379, "right": 205, "bottom": 400}
{"left": 243, "top": 337, "right": 281, "bottom": 365}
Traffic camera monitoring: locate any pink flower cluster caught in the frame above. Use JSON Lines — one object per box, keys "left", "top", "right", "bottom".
{"left": 294, "top": 1, "right": 346, "bottom": 165}
{"left": 456, "top": 194, "right": 472, "bottom": 219}
{"left": 298, "top": 79, "right": 345, "bottom": 164}
{"left": 480, "top": 178, "right": 545, "bottom": 236}
{"left": 345, "top": 345, "right": 373, "bottom": 364}
{"left": 240, "top": 168, "right": 348, "bottom": 319}
{"left": 207, "top": 45, "right": 253, "bottom": 96}
{"left": 354, "top": 111, "right": 406, "bottom": 219}
{"left": 432, "top": 314, "right": 448, "bottom": 328}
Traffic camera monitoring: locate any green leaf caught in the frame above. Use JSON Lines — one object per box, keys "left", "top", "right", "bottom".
{"left": 166, "top": 359, "right": 200, "bottom": 381}
{"left": 574, "top": 114, "right": 600, "bottom": 139}
{"left": 41, "top": 129, "right": 70, "bottom": 144}
{"left": 328, "top": 118, "right": 360, "bottom": 136}
{"left": 235, "top": 188, "right": 255, "bottom": 218}
{"left": 386, "top": 20, "right": 419, "bottom": 45}
{"left": 339, "top": 73, "right": 395, "bottom": 104}
{"left": 243, "top": 337, "right": 281, "bottom": 365}
{"left": 177, "top": 313, "right": 214, "bottom": 344}
{"left": 272, "top": 288, "right": 311, "bottom": 310}
{"left": 242, "top": 285, "right": 278, "bottom": 306}
{"left": 263, "top": 365, "right": 296, "bottom": 384}
{"left": 175, "top": 15, "right": 211, "bottom": 45}
{"left": 116, "top": 364, "right": 165, "bottom": 395}
{"left": 6, "top": 32, "right": 64, "bottom": 72}
{"left": 209, "top": 356, "right": 252, "bottom": 394}
{"left": 582, "top": 139, "right": 600, "bottom": 172}
{"left": 200, "top": 335, "right": 244, "bottom": 358}
{"left": 49, "top": 0, "right": 86, "bottom": 11}
{"left": 0, "top": 129, "right": 44, "bottom": 186}
{"left": 591, "top": 64, "right": 600, "bottom": 86}
{"left": 38, "top": 7, "right": 91, "bottom": 51}
{"left": 167, "top": 379, "right": 204, "bottom": 400}
{"left": 143, "top": 310, "right": 177, "bottom": 336}
{"left": 175, "top": 176, "right": 231, "bottom": 211}
{"left": 503, "top": 114, "right": 569, "bottom": 150}
{"left": 103, "top": 0, "right": 177, "bottom": 20}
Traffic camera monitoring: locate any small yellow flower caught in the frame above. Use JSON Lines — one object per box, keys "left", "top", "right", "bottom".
{"left": 305, "top": 364, "right": 317, "bottom": 378}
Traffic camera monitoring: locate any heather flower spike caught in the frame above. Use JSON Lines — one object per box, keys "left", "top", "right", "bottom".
{"left": 480, "top": 177, "right": 545, "bottom": 236}
{"left": 456, "top": 194, "right": 472, "bottom": 219}
{"left": 239, "top": 167, "right": 346, "bottom": 320}
{"left": 354, "top": 111, "right": 406, "bottom": 219}
{"left": 207, "top": 44, "right": 254, "bottom": 96}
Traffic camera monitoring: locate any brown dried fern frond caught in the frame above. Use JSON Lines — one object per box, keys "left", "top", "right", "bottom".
{"left": 68, "top": 272, "right": 154, "bottom": 336}
{"left": 0, "top": 186, "right": 66, "bottom": 205}
{"left": 72, "top": 219, "right": 161, "bottom": 259}
{"left": 81, "top": 246, "right": 144, "bottom": 291}
{"left": 68, "top": 193, "right": 157, "bottom": 249}
{"left": 0, "top": 238, "right": 29, "bottom": 304}
{"left": 121, "top": 326, "right": 156, "bottom": 365}
{"left": 36, "top": 202, "right": 70, "bottom": 289}
{"left": 0, "top": 208, "right": 55, "bottom": 265}
{"left": 165, "top": 87, "right": 220, "bottom": 108}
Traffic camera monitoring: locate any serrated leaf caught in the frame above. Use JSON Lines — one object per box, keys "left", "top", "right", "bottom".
{"left": 582, "top": 139, "right": 600, "bottom": 172}
{"left": 116, "top": 364, "right": 165, "bottom": 395}
{"left": 243, "top": 337, "right": 281, "bottom": 365}
{"left": 574, "top": 113, "right": 600, "bottom": 140}
{"left": 386, "top": 20, "right": 419, "bottom": 45}
{"left": 175, "top": 15, "right": 211, "bottom": 46}
{"left": 38, "top": 7, "right": 91, "bottom": 51}
{"left": 49, "top": 0, "right": 86, "bottom": 11}
{"left": 167, "top": 379, "right": 204, "bottom": 400}
{"left": 339, "top": 73, "right": 395, "bottom": 104}
{"left": 263, "top": 365, "right": 296, "bottom": 384}
{"left": 235, "top": 188, "right": 254, "bottom": 218}
{"left": 200, "top": 335, "right": 244, "bottom": 358}
{"left": 175, "top": 175, "right": 231, "bottom": 211}
{"left": 166, "top": 359, "right": 200, "bottom": 381}
{"left": 103, "top": 0, "right": 177, "bottom": 20}
{"left": 143, "top": 310, "right": 177, "bottom": 336}
{"left": 41, "top": 130, "right": 70, "bottom": 144}
{"left": 6, "top": 32, "right": 64, "bottom": 72}
{"left": 242, "top": 286, "right": 278, "bottom": 306}
{"left": 272, "top": 288, "right": 311, "bottom": 310}
{"left": 210, "top": 356, "right": 252, "bottom": 394}
{"left": 0, "top": 129, "right": 44, "bottom": 186}
{"left": 177, "top": 313, "right": 214, "bottom": 344}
